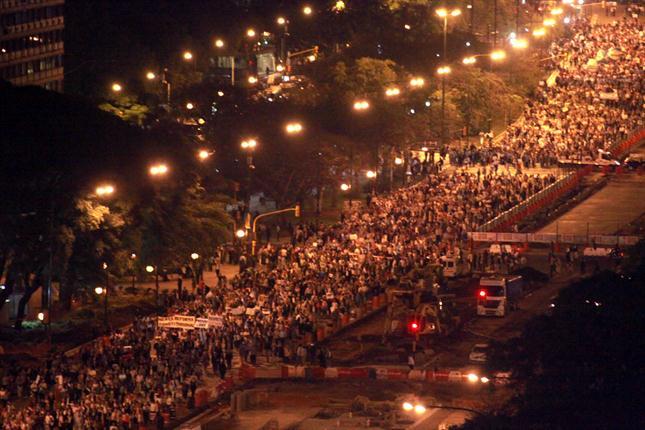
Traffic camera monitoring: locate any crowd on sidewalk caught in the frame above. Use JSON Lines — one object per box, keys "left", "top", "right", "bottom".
{"left": 448, "top": 15, "right": 643, "bottom": 170}
{"left": 1, "top": 12, "right": 643, "bottom": 430}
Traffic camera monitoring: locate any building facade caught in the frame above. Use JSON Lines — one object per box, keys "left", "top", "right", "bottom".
{"left": 0, "top": 0, "right": 64, "bottom": 92}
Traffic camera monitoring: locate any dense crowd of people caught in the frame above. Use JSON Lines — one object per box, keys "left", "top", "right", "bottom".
{"left": 449, "top": 14, "right": 643, "bottom": 169}
{"left": 1, "top": 10, "right": 643, "bottom": 430}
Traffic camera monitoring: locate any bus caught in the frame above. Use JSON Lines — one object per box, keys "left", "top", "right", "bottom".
{"left": 476, "top": 276, "right": 523, "bottom": 317}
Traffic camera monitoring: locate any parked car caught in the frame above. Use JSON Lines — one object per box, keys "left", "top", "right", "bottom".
{"left": 469, "top": 343, "right": 489, "bottom": 362}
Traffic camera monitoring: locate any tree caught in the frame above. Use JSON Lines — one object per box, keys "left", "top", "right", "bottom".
{"left": 0, "top": 83, "right": 230, "bottom": 325}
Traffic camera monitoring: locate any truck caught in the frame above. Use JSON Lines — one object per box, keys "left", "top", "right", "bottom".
{"left": 476, "top": 275, "right": 523, "bottom": 317}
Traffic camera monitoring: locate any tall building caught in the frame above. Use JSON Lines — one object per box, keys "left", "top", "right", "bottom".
{"left": 0, "top": 0, "right": 64, "bottom": 92}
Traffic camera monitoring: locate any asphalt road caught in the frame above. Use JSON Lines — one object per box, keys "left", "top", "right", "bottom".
{"left": 538, "top": 173, "right": 645, "bottom": 235}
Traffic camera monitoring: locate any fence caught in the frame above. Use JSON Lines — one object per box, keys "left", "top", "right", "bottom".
{"left": 608, "top": 128, "right": 645, "bottom": 159}
{"left": 478, "top": 166, "right": 592, "bottom": 233}
{"left": 468, "top": 231, "right": 641, "bottom": 246}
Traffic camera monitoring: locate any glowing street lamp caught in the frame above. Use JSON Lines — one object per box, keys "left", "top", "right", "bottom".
{"left": 277, "top": 16, "right": 287, "bottom": 25}
{"left": 462, "top": 56, "right": 477, "bottom": 65}
{"left": 394, "top": 157, "right": 404, "bottom": 165}
{"left": 214, "top": 38, "right": 225, "bottom": 48}
{"left": 402, "top": 402, "right": 414, "bottom": 412}
{"left": 276, "top": 64, "right": 285, "bottom": 72}
{"left": 247, "top": 28, "right": 256, "bottom": 38}
{"left": 235, "top": 229, "right": 247, "bottom": 238}
{"left": 111, "top": 82, "right": 122, "bottom": 93}
{"left": 198, "top": 149, "right": 210, "bottom": 160}
{"left": 183, "top": 51, "right": 193, "bottom": 61}
{"left": 436, "top": 8, "right": 461, "bottom": 61}
{"left": 307, "top": 54, "right": 316, "bottom": 62}
{"left": 437, "top": 65, "right": 451, "bottom": 75}
{"left": 365, "top": 170, "right": 377, "bottom": 179}
{"left": 414, "top": 405, "right": 426, "bottom": 414}
{"left": 95, "top": 184, "right": 115, "bottom": 197}
{"left": 385, "top": 87, "right": 400, "bottom": 97}
{"left": 146, "top": 71, "right": 156, "bottom": 80}
{"left": 543, "top": 18, "right": 556, "bottom": 27}
{"left": 353, "top": 100, "right": 370, "bottom": 111}
{"left": 511, "top": 38, "right": 529, "bottom": 49}
{"left": 285, "top": 122, "right": 304, "bottom": 134}
{"left": 186, "top": 102, "right": 194, "bottom": 110}
{"left": 340, "top": 183, "right": 351, "bottom": 191}
{"left": 467, "top": 373, "right": 479, "bottom": 383}
{"left": 333, "top": 1, "right": 346, "bottom": 12}
{"left": 240, "top": 139, "right": 258, "bottom": 150}
{"left": 303, "top": 5, "right": 313, "bottom": 16}
{"left": 145, "top": 265, "right": 154, "bottom": 273}
{"left": 149, "top": 163, "right": 169, "bottom": 177}
{"left": 190, "top": 252, "right": 199, "bottom": 260}
{"left": 490, "top": 50, "right": 507, "bottom": 61}
{"left": 248, "top": 76, "right": 258, "bottom": 84}
{"left": 409, "top": 77, "right": 425, "bottom": 88}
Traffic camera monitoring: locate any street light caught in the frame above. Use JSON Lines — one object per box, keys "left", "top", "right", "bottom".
{"left": 186, "top": 102, "right": 194, "bottom": 110}
{"left": 490, "top": 50, "right": 507, "bottom": 61}
{"left": 149, "top": 163, "right": 169, "bottom": 177}
{"left": 462, "top": 56, "right": 477, "bottom": 65}
{"left": 437, "top": 66, "right": 451, "bottom": 149}
{"left": 467, "top": 373, "right": 479, "bottom": 383}
{"left": 145, "top": 265, "right": 160, "bottom": 304}
{"left": 303, "top": 5, "right": 313, "bottom": 16}
{"left": 214, "top": 38, "right": 225, "bottom": 48}
{"left": 543, "top": 18, "right": 556, "bottom": 27}
{"left": 394, "top": 157, "right": 404, "bottom": 165}
{"left": 385, "top": 87, "right": 400, "bottom": 97}
{"left": 248, "top": 76, "right": 258, "bottom": 84}
{"left": 402, "top": 402, "right": 414, "bottom": 412}
{"left": 146, "top": 71, "right": 156, "bottom": 80}
{"left": 97, "top": 262, "right": 109, "bottom": 329}
{"left": 240, "top": 139, "right": 258, "bottom": 150}
{"left": 510, "top": 38, "right": 528, "bottom": 49}
{"left": 183, "top": 51, "right": 193, "bottom": 61}
{"left": 340, "top": 183, "right": 351, "bottom": 191}
{"left": 191, "top": 252, "right": 199, "bottom": 260}
{"left": 95, "top": 184, "right": 115, "bottom": 197}
{"left": 409, "top": 77, "right": 425, "bottom": 88}
{"left": 276, "top": 64, "right": 285, "bottom": 72}
{"left": 333, "top": 1, "right": 346, "bottom": 12}
{"left": 198, "top": 149, "right": 211, "bottom": 160}
{"left": 247, "top": 28, "right": 256, "bottom": 38}
{"left": 111, "top": 82, "right": 122, "bottom": 93}
{"left": 436, "top": 8, "right": 461, "bottom": 62}
{"left": 235, "top": 229, "right": 247, "bottom": 238}
{"left": 353, "top": 100, "right": 370, "bottom": 111}
{"left": 277, "top": 16, "right": 286, "bottom": 25}
{"left": 365, "top": 170, "right": 377, "bottom": 179}
{"left": 414, "top": 405, "right": 427, "bottom": 414}
{"left": 285, "top": 122, "right": 304, "bottom": 134}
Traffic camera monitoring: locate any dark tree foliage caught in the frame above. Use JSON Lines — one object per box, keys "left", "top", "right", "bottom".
{"left": 0, "top": 83, "right": 229, "bottom": 325}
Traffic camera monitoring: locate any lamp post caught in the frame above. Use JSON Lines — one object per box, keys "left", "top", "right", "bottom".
{"left": 130, "top": 253, "right": 137, "bottom": 290}
{"left": 96, "top": 262, "right": 109, "bottom": 330}
{"left": 190, "top": 253, "right": 200, "bottom": 288}
{"left": 277, "top": 17, "right": 289, "bottom": 64}
{"left": 437, "top": 65, "right": 452, "bottom": 150}
{"left": 146, "top": 265, "right": 159, "bottom": 305}
{"left": 436, "top": 8, "right": 461, "bottom": 62}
